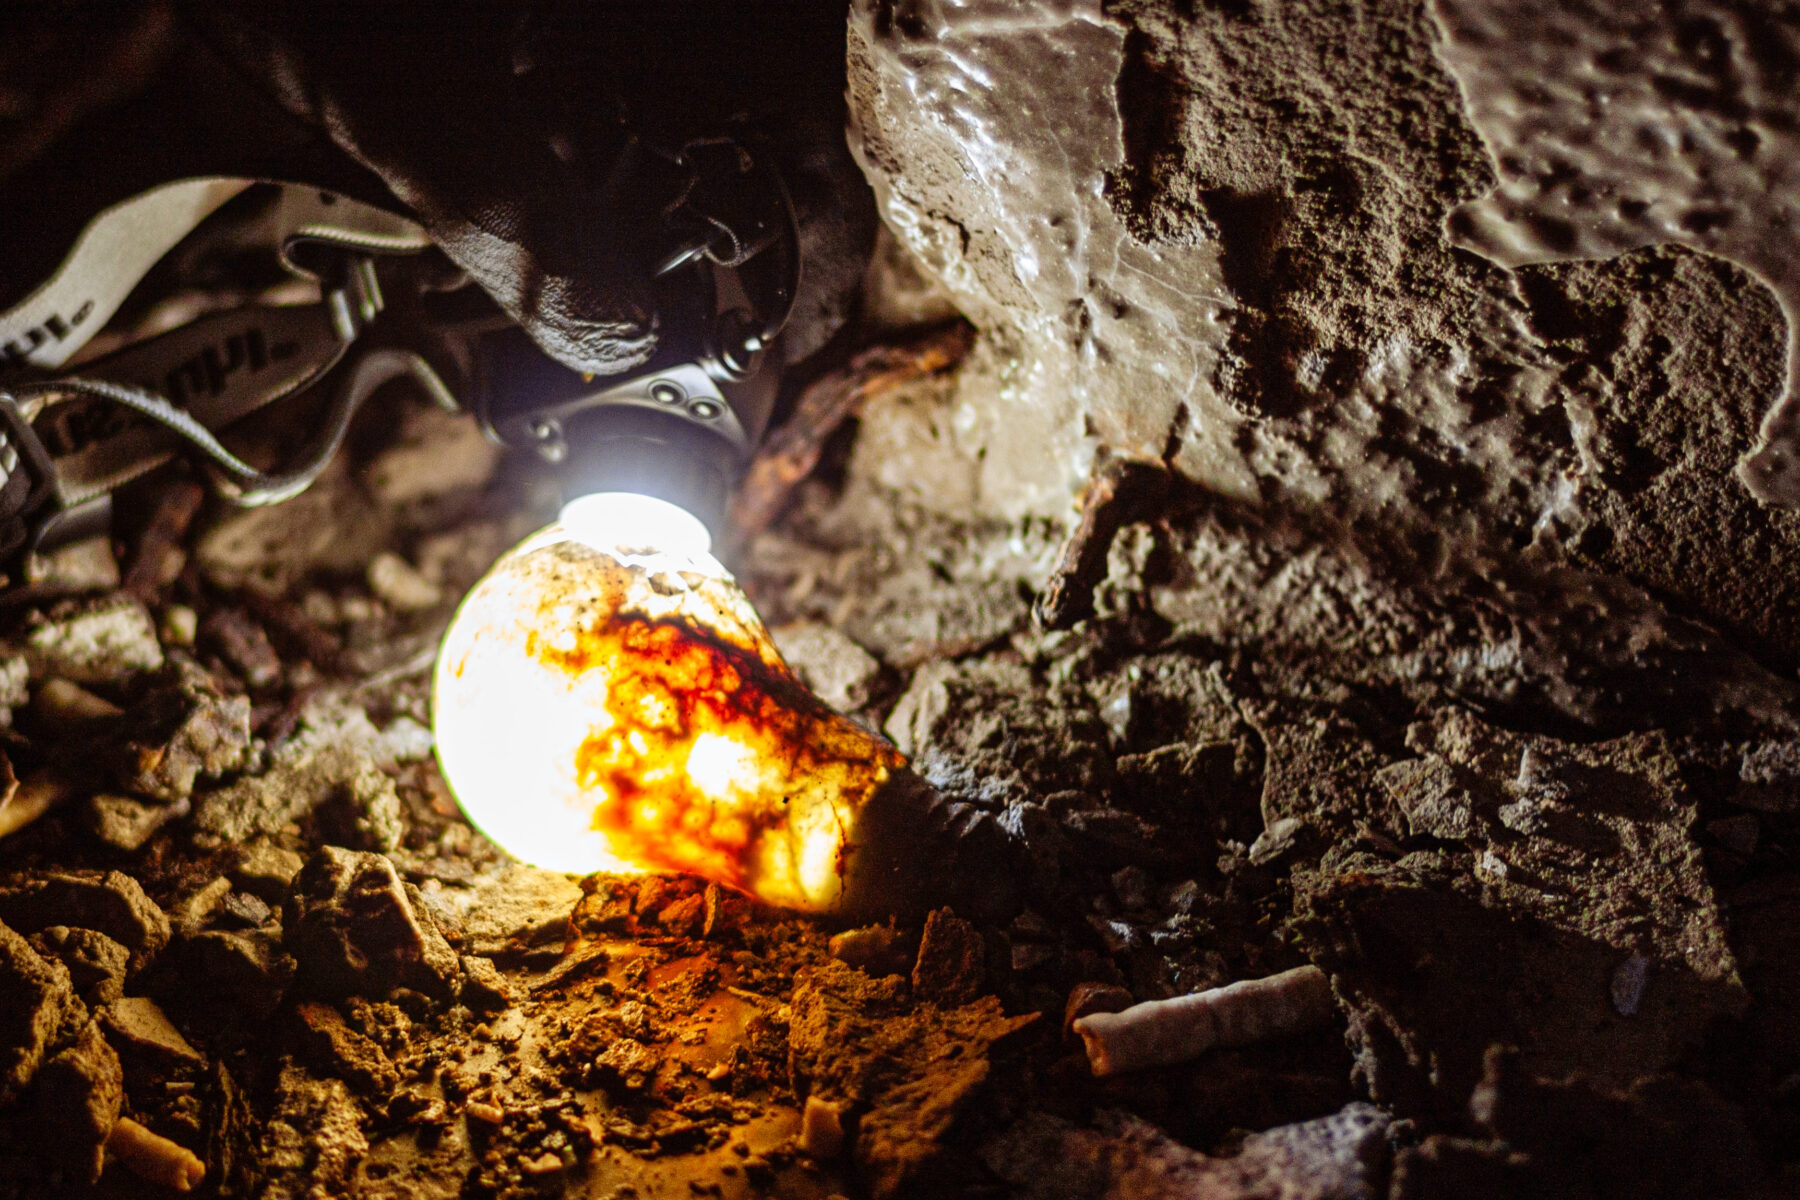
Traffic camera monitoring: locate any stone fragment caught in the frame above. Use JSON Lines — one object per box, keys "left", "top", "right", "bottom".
{"left": 1292, "top": 715, "right": 1745, "bottom": 1112}
{"left": 1378, "top": 758, "right": 1487, "bottom": 841}
{"left": 367, "top": 552, "right": 442, "bottom": 610}
{"left": 100, "top": 663, "right": 251, "bottom": 802}
{"left": 0, "top": 918, "right": 85, "bottom": 1105}
{"left": 912, "top": 907, "right": 985, "bottom": 1005}
{"left": 771, "top": 621, "right": 884, "bottom": 711}
{"left": 30, "top": 536, "right": 120, "bottom": 595}
{"left": 443, "top": 863, "right": 583, "bottom": 960}
{"left": 196, "top": 454, "right": 393, "bottom": 591}
{"left": 232, "top": 843, "right": 307, "bottom": 903}
{"left": 845, "top": 571, "right": 1029, "bottom": 670}
{"left": 23, "top": 600, "right": 164, "bottom": 684}
{"left": 199, "top": 607, "right": 281, "bottom": 689}
{"left": 32, "top": 677, "right": 122, "bottom": 727}
{"left": 0, "top": 653, "right": 30, "bottom": 724}
{"left": 217, "top": 891, "right": 272, "bottom": 929}
{"left": 362, "top": 399, "right": 502, "bottom": 506}
{"left": 168, "top": 877, "right": 233, "bottom": 933}
{"left": 458, "top": 956, "right": 516, "bottom": 1013}
{"left": 0, "top": 767, "right": 71, "bottom": 841}
{"left": 1109, "top": 865, "right": 1150, "bottom": 911}
{"left": 801, "top": 1094, "right": 847, "bottom": 1159}
{"left": 294, "top": 1001, "right": 399, "bottom": 1095}
{"left": 1610, "top": 954, "right": 1650, "bottom": 1018}
{"left": 30, "top": 926, "right": 128, "bottom": 1008}
{"left": 0, "top": 871, "right": 170, "bottom": 973}
{"left": 102, "top": 996, "right": 203, "bottom": 1065}
{"left": 157, "top": 605, "right": 197, "bottom": 648}
{"left": 283, "top": 847, "right": 460, "bottom": 1001}
{"left": 83, "top": 793, "right": 184, "bottom": 852}
{"left": 26, "top": 1018, "right": 121, "bottom": 1184}
{"left": 1249, "top": 816, "right": 1307, "bottom": 866}
{"left": 1734, "top": 740, "right": 1800, "bottom": 813}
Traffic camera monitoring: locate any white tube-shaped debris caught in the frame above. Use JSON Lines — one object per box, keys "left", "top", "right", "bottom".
{"left": 1072, "top": 964, "right": 1334, "bottom": 1076}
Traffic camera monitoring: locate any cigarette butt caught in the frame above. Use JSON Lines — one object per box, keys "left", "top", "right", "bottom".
{"left": 107, "top": 1116, "right": 206, "bottom": 1192}
{"left": 1073, "top": 964, "right": 1334, "bottom": 1076}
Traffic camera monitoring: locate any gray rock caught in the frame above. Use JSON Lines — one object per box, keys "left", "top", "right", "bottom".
{"left": 458, "top": 956, "right": 516, "bottom": 1014}
{"left": 1249, "top": 816, "right": 1307, "bottom": 866}
{"left": 771, "top": 620, "right": 884, "bottom": 711}
{"left": 161, "top": 929, "right": 294, "bottom": 1024}
{"left": 259, "top": 1064, "right": 369, "bottom": 1200}
{"left": 194, "top": 721, "right": 401, "bottom": 850}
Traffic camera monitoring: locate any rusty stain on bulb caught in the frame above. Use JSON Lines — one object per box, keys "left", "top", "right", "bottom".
{"left": 433, "top": 525, "right": 904, "bottom": 912}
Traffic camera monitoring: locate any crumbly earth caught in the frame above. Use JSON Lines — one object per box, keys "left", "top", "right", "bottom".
{"left": 0, "top": 328, "right": 1790, "bottom": 1196}
{"left": 1, "top": 3, "right": 1799, "bottom": 1195}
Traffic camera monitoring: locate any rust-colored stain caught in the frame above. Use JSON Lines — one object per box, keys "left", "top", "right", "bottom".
{"left": 425, "top": 532, "right": 909, "bottom": 908}
{"left": 532, "top": 606, "right": 901, "bottom": 897}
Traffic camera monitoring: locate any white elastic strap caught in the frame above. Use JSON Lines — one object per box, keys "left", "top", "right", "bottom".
{"left": 0, "top": 178, "right": 252, "bottom": 370}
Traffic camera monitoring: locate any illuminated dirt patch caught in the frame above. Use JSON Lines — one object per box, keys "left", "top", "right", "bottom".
{"left": 433, "top": 529, "right": 903, "bottom": 911}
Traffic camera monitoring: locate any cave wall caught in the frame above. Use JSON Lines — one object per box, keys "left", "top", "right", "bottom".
{"left": 845, "top": 0, "right": 1800, "bottom": 665}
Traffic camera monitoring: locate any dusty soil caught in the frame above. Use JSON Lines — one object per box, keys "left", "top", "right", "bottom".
{"left": 0, "top": 333, "right": 1791, "bottom": 1197}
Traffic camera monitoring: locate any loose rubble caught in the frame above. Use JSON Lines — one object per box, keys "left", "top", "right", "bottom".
{"left": 0, "top": 326, "right": 1792, "bottom": 1200}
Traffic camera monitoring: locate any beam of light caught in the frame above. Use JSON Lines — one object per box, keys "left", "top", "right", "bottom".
{"left": 431, "top": 499, "right": 902, "bottom": 912}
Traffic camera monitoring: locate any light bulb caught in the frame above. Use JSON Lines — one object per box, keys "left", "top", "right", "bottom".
{"left": 431, "top": 493, "right": 905, "bottom": 912}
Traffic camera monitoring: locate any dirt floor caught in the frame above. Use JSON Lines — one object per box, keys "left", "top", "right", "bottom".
{"left": 0, "top": 330, "right": 1794, "bottom": 1199}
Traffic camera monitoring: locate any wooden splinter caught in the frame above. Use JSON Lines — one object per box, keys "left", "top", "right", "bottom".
{"left": 1072, "top": 964, "right": 1334, "bottom": 1077}
{"left": 107, "top": 1116, "right": 206, "bottom": 1192}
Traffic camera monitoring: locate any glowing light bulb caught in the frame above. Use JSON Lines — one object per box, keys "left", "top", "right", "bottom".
{"left": 431, "top": 494, "right": 904, "bottom": 912}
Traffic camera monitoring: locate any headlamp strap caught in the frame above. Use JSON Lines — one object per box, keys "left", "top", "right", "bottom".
{"left": 0, "top": 179, "right": 435, "bottom": 577}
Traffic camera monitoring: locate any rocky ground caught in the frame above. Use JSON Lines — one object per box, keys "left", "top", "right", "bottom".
{"left": 0, "top": 316, "right": 1795, "bottom": 1199}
